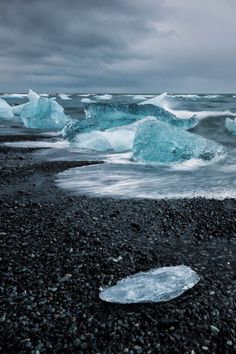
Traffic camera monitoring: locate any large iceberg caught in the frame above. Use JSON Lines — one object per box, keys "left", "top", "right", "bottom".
{"left": 63, "top": 102, "right": 198, "bottom": 140}
{"left": 17, "top": 90, "right": 69, "bottom": 130}
{"left": 225, "top": 117, "right": 236, "bottom": 135}
{"left": 133, "top": 117, "right": 225, "bottom": 163}
{"left": 0, "top": 98, "right": 14, "bottom": 119}
{"left": 100, "top": 265, "right": 200, "bottom": 303}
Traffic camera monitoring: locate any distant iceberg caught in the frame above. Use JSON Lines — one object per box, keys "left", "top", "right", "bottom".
{"left": 204, "top": 95, "right": 220, "bottom": 99}
{"left": 18, "top": 89, "right": 69, "bottom": 130}
{"left": 59, "top": 94, "right": 71, "bottom": 100}
{"left": 63, "top": 102, "right": 198, "bottom": 141}
{"left": 132, "top": 95, "right": 147, "bottom": 101}
{"left": 133, "top": 117, "right": 225, "bottom": 164}
{"left": 169, "top": 94, "right": 200, "bottom": 99}
{"left": 225, "top": 117, "right": 236, "bottom": 135}
{"left": 95, "top": 94, "right": 112, "bottom": 100}
{"left": 81, "top": 98, "right": 95, "bottom": 103}
{"left": 0, "top": 98, "right": 14, "bottom": 119}
{"left": 1, "top": 93, "right": 28, "bottom": 99}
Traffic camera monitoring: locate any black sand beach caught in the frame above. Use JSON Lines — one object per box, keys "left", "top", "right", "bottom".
{"left": 0, "top": 132, "right": 236, "bottom": 353}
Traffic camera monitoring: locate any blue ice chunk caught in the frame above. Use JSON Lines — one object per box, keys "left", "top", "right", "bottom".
{"left": 133, "top": 117, "right": 225, "bottom": 163}
{"left": 63, "top": 102, "right": 199, "bottom": 140}
{"left": 225, "top": 117, "right": 236, "bottom": 135}
{"left": 0, "top": 98, "right": 14, "bottom": 119}
{"left": 100, "top": 265, "right": 200, "bottom": 303}
{"left": 19, "top": 92, "right": 69, "bottom": 130}
{"left": 73, "top": 120, "right": 140, "bottom": 152}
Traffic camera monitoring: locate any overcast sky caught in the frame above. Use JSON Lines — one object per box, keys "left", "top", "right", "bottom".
{"left": 0, "top": 0, "right": 235, "bottom": 93}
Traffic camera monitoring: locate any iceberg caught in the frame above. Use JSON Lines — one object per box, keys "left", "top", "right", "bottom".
{"left": 225, "top": 117, "right": 236, "bottom": 135}
{"left": 100, "top": 265, "right": 200, "bottom": 303}
{"left": 0, "top": 98, "right": 14, "bottom": 119}
{"left": 12, "top": 89, "right": 39, "bottom": 115}
{"left": 59, "top": 94, "right": 71, "bottom": 100}
{"left": 133, "top": 117, "right": 225, "bottom": 164}
{"left": 73, "top": 120, "right": 140, "bottom": 152}
{"left": 63, "top": 102, "right": 199, "bottom": 140}
{"left": 81, "top": 98, "right": 95, "bottom": 103}
{"left": 95, "top": 94, "right": 112, "bottom": 100}
{"left": 132, "top": 95, "right": 147, "bottom": 101}
{"left": 2, "top": 93, "right": 28, "bottom": 99}
{"left": 18, "top": 90, "right": 69, "bottom": 130}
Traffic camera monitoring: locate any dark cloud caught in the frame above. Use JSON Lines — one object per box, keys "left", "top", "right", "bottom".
{"left": 0, "top": 0, "right": 235, "bottom": 92}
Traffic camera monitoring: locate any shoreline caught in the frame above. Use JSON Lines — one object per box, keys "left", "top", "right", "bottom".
{"left": 0, "top": 132, "right": 236, "bottom": 353}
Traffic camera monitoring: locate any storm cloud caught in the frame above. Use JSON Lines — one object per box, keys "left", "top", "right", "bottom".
{"left": 0, "top": 0, "right": 235, "bottom": 93}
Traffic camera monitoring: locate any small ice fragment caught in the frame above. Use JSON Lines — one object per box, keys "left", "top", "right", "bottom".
{"left": 81, "top": 98, "right": 95, "bottom": 103}
{"left": 59, "top": 94, "right": 71, "bottom": 100}
{"left": 1, "top": 93, "right": 28, "bottom": 98}
{"left": 225, "top": 117, "right": 236, "bottom": 135}
{"left": 132, "top": 95, "right": 147, "bottom": 101}
{"left": 100, "top": 265, "right": 200, "bottom": 303}
{"left": 95, "top": 94, "right": 112, "bottom": 100}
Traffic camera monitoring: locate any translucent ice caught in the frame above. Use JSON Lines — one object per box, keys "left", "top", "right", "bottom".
{"left": 225, "top": 117, "right": 236, "bottom": 135}
{"left": 12, "top": 89, "right": 39, "bottom": 115}
{"left": 96, "top": 94, "right": 112, "bottom": 100}
{"left": 133, "top": 117, "right": 225, "bottom": 164}
{"left": 63, "top": 102, "right": 198, "bottom": 140}
{"left": 73, "top": 120, "right": 140, "bottom": 152}
{"left": 0, "top": 98, "right": 14, "bottom": 119}
{"left": 132, "top": 95, "right": 147, "bottom": 101}
{"left": 59, "top": 94, "right": 71, "bottom": 100}
{"left": 2, "top": 93, "right": 28, "bottom": 99}
{"left": 18, "top": 90, "right": 69, "bottom": 130}
{"left": 100, "top": 265, "right": 200, "bottom": 303}
{"left": 139, "top": 92, "right": 167, "bottom": 106}
{"left": 81, "top": 98, "right": 95, "bottom": 103}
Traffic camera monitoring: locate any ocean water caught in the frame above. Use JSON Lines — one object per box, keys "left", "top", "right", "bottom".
{"left": 1, "top": 93, "right": 236, "bottom": 199}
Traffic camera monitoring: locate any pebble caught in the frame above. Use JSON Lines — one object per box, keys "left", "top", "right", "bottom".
{"left": 73, "top": 338, "right": 81, "bottom": 347}
{"left": 227, "top": 340, "right": 233, "bottom": 346}
{"left": 210, "top": 325, "right": 220, "bottom": 335}
{"left": 202, "top": 346, "right": 209, "bottom": 351}
{"left": 1, "top": 143, "right": 236, "bottom": 353}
